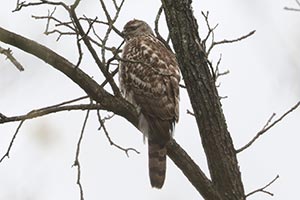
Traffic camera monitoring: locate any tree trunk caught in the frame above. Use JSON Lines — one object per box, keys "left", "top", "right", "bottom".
{"left": 161, "top": 0, "right": 245, "bottom": 199}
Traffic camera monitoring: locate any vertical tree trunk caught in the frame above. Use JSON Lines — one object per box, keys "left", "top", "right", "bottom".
{"left": 161, "top": 0, "right": 245, "bottom": 199}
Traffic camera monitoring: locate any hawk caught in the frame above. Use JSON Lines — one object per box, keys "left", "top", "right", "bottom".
{"left": 119, "top": 19, "right": 180, "bottom": 188}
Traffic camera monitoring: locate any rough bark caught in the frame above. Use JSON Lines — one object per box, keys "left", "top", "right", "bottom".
{"left": 161, "top": 0, "right": 245, "bottom": 199}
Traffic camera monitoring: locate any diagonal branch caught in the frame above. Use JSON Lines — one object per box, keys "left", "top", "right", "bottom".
{"left": 166, "top": 139, "right": 222, "bottom": 200}
{"left": 236, "top": 101, "right": 300, "bottom": 153}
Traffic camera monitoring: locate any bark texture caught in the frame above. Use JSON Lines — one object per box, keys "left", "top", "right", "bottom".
{"left": 161, "top": 0, "right": 245, "bottom": 199}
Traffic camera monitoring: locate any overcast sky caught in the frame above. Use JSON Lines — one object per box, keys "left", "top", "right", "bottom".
{"left": 0, "top": 0, "right": 300, "bottom": 200}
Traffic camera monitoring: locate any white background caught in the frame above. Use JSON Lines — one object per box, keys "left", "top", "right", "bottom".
{"left": 0, "top": 0, "right": 300, "bottom": 199}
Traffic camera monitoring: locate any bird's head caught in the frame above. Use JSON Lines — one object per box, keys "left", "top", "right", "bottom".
{"left": 122, "top": 19, "right": 154, "bottom": 40}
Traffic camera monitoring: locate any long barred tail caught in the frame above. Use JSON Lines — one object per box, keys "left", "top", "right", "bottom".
{"left": 148, "top": 139, "right": 167, "bottom": 188}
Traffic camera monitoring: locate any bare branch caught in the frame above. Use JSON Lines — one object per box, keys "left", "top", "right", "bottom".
{"left": 105, "top": 40, "right": 124, "bottom": 71}
{"left": 236, "top": 101, "right": 300, "bottom": 153}
{"left": 207, "top": 30, "right": 255, "bottom": 55}
{"left": 71, "top": 0, "right": 82, "bottom": 10}
{"left": 201, "top": 11, "right": 219, "bottom": 50}
{"left": 75, "top": 33, "right": 83, "bottom": 68}
{"left": 0, "top": 95, "right": 96, "bottom": 124}
{"left": 246, "top": 175, "right": 279, "bottom": 198}
{"left": 284, "top": 0, "right": 300, "bottom": 11}
{"left": 72, "top": 102, "right": 91, "bottom": 200}
{"left": 284, "top": 7, "right": 300, "bottom": 11}
{"left": 0, "top": 46, "right": 24, "bottom": 71}
{"left": 0, "top": 120, "right": 25, "bottom": 163}
{"left": 99, "top": 0, "right": 125, "bottom": 64}
{"left": 154, "top": 5, "right": 172, "bottom": 51}
{"left": 97, "top": 110, "right": 140, "bottom": 157}
{"left": 154, "top": 5, "right": 163, "bottom": 37}
{"left": 0, "top": 113, "right": 7, "bottom": 119}
{"left": 69, "top": 8, "right": 121, "bottom": 96}
{"left": 13, "top": 0, "right": 69, "bottom": 12}
{"left": 0, "top": 103, "right": 102, "bottom": 124}
{"left": 166, "top": 139, "right": 222, "bottom": 199}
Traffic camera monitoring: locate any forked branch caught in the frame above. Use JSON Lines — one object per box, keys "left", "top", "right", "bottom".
{"left": 236, "top": 101, "right": 300, "bottom": 153}
{"left": 97, "top": 110, "right": 140, "bottom": 157}
{"left": 246, "top": 175, "right": 279, "bottom": 198}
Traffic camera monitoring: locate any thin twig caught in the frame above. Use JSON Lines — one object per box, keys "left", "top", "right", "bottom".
{"left": 99, "top": 0, "right": 125, "bottom": 65}
{"left": 179, "top": 84, "right": 186, "bottom": 89}
{"left": 187, "top": 109, "right": 195, "bottom": 116}
{"left": 13, "top": 0, "right": 69, "bottom": 12}
{"left": 0, "top": 120, "right": 25, "bottom": 163}
{"left": 207, "top": 30, "right": 255, "bottom": 55}
{"left": 284, "top": 0, "right": 300, "bottom": 11}
{"left": 246, "top": 175, "right": 279, "bottom": 197}
{"left": 97, "top": 110, "right": 140, "bottom": 157}
{"left": 69, "top": 8, "right": 121, "bottom": 96}
{"left": 284, "top": 7, "right": 300, "bottom": 11}
{"left": 105, "top": 40, "right": 125, "bottom": 70}
{"left": 154, "top": 5, "right": 171, "bottom": 51}
{"left": 236, "top": 101, "right": 300, "bottom": 153}
{"left": 201, "top": 11, "right": 219, "bottom": 51}
{"left": 0, "top": 46, "right": 24, "bottom": 71}
{"left": 72, "top": 103, "right": 91, "bottom": 200}
{"left": 0, "top": 95, "right": 90, "bottom": 124}
{"left": 0, "top": 103, "right": 102, "bottom": 124}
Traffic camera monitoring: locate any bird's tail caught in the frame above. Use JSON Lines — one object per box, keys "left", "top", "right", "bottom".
{"left": 148, "top": 139, "right": 167, "bottom": 188}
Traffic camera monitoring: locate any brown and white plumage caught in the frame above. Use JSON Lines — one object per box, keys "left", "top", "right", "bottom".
{"left": 119, "top": 19, "right": 180, "bottom": 188}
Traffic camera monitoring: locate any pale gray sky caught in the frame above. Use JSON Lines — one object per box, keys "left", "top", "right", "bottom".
{"left": 0, "top": 0, "right": 300, "bottom": 200}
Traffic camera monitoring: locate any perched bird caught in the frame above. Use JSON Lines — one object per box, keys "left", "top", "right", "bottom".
{"left": 119, "top": 19, "right": 180, "bottom": 188}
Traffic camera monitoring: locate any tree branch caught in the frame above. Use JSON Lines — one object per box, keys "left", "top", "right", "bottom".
{"left": 72, "top": 103, "right": 91, "bottom": 200}
{"left": 207, "top": 30, "right": 255, "bottom": 55}
{"left": 97, "top": 110, "right": 140, "bottom": 157}
{"left": 0, "top": 46, "right": 24, "bottom": 71}
{"left": 246, "top": 175, "right": 279, "bottom": 198}
{"left": 0, "top": 104, "right": 101, "bottom": 124}
{"left": 69, "top": 6, "right": 121, "bottom": 96}
{"left": 236, "top": 101, "right": 300, "bottom": 153}
{"left": 0, "top": 120, "right": 25, "bottom": 163}
{"left": 0, "top": 26, "right": 138, "bottom": 127}
{"left": 284, "top": 0, "right": 300, "bottom": 11}
{"left": 166, "top": 139, "right": 222, "bottom": 200}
